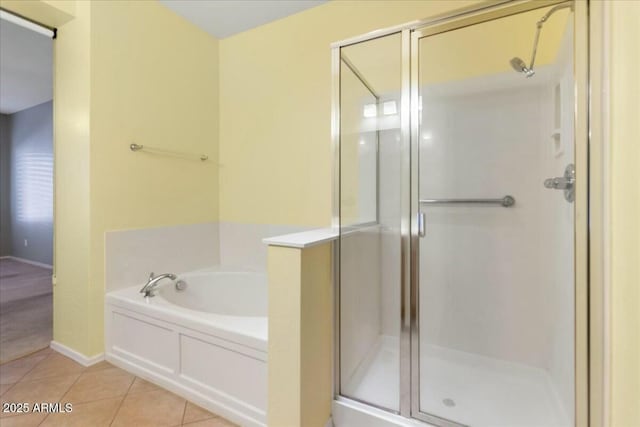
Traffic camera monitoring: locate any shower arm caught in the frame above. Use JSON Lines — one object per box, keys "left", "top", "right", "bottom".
{"left": 527, "top": 3, "right": 573, "bottom": 71}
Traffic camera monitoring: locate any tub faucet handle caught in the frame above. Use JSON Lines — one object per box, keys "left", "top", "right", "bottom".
{"left": 149, "top": 272, "right": 155, "bottom": 281}
{"left": 140, "top": 272, "right": 176, "bottom": 297}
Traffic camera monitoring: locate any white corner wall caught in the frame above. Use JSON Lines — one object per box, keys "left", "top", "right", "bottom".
{"left": 105, "top": 223, "right": 219, "bottom": 292}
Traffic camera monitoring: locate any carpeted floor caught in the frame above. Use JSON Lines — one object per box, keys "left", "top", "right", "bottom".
{"left": 0, "top": 258, "right": 53, "bottom": 363}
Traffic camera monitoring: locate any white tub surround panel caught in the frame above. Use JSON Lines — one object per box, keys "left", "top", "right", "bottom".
{"left": 218, "top": 222, "right": 310, "bottom": 270}
{"left": 105, "top": 278, "right": 267, "bottom": 427}
{"left": 105, "top": 223, "right": 219, "bottom": 292}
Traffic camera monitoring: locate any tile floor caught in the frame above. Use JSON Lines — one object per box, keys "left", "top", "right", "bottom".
{"left": 0, "top": 348, "right": 237, "bottom": 427}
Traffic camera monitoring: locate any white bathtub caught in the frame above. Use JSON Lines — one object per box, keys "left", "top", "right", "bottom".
{"left": 105, "top": 268, "right": 268, "bottom": 427}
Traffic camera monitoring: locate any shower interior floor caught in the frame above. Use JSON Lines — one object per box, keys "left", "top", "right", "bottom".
{"left": 343, "top": 336, "right": 571, "bottom": 427}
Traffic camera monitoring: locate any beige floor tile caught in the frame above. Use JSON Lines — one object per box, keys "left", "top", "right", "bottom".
{"left": 0, "top": 374, "right": 79, "bottom": 418}
{"left": 39, "top": 396, "right": 122, "bottom": 427}
{"left": 182, "top": 402, "right": 215, "bottom": 424}
{"left": 127, "top": 377, "right": 162, "bottom": 395}
{"left": 0, "top": 352, "right": 49, "bottom": 384}
{"left": 111, "top": 388, "right": 186, "bottom": 427}
{"left": 0, "top": 412, "right": 47, "bottom": 427}
{"left": 84, "top": 360, "right": 113, "bottom": 373}
{"left": 62, "top": 367, "right": 134, "bottom": 404}
{"left": 20, "top": 354, "right": 85, "bottom": 382}
{"left": 182, "top": 417, "right": 238, "bottom": 427}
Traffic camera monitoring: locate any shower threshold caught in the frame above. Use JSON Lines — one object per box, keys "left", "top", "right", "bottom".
{"left": 341, "top": 336, "right": 571, "bottom": 427}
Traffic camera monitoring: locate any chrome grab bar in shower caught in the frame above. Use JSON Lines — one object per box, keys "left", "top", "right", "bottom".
{"left": 419, "top": 195, "right": 515, "bottom": 207}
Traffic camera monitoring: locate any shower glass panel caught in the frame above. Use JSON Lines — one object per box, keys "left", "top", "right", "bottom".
{"left": 415, "top": 5, "right": 575, "bottom": 426}
{"left": 339, "top": 32, "right": 402, "bottom": 411}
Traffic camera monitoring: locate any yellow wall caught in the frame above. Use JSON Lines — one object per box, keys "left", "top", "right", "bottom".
{"left": 419, "top": 5, "right": 568, "bottom": 84}
{"left": 50, "top": 0, "right": 91, "bottom": 353}
{"left": 1, "top": 0, "right": 219, "bottom": 357}
{"left": 267, "top": 246, "right": 302, "bottom": 426}
{"left": 609, "top": 2, "right": 640, "bottom": 426}
{"left": 343, "top": 5, "right": 569, "bottom": 91}
{"left": 218, "top": 0, "right": 480, "bottom": 227}
{"left": 0, "top": 0, "right": 74, "bottom": 27}
{"left": 87, "top": 0, "right": 219, "bottom": 355}
{"left": 268, "top": 243, "right": 332, "bottom": 427}
{"left": 3, "top": 4, "right": 637, "bottom": 422}
{"left": 299, "top": 243, "right": 332, "bottom": 427}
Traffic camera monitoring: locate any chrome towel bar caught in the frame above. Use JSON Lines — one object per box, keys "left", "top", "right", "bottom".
{"left": 129, "top": 143, "right": 209, "bottom": 161}
{"left": 419, "top": 195, "right": 515, "bottom": 207}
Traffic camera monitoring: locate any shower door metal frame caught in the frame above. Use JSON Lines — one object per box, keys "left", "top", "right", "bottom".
{"left": 408, "top": 0, "right": 589, "bottom": 425}
{"left": 331, "top": 0, "right": 591, "bottom": 426}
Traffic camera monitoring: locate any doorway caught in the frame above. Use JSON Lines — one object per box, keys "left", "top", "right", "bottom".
{"left": 0, "top": 11, "right": 54, "bottom": 363}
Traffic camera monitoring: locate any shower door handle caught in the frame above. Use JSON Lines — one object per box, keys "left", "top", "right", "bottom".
{"left": 418, "top": 212, "right": 426, "bottom": 237}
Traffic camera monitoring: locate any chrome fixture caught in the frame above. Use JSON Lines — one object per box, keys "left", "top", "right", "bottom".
{"left": 544, "top": 163, "right": 575, "bottom": 202}
{"left": 140, "top": 272, "right": 177, "bottom": 297}
{"left": 510, "top": 57, "right": 534, "bottom": 77}
{"left": 129, "top": 143, "right": 209, "bottom": 161}
{"left": 510, "top": 2, "right": 574, "bottom": 77}
{"left": 175, "top": 280, "right": 188, "bottom": 291}
{"left": 417, "top": 211, "right": 426, "bottom": 237}
{"left": 419, "top": 195, "right": 515, "bottom": 207}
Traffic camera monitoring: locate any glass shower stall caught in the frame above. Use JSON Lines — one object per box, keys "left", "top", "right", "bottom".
{"left": 332, "top": 1, "right": 588, "bottom": 426}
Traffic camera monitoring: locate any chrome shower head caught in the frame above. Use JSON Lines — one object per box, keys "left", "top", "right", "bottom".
{"left": 510, "top": 57, "right": 535, "bottom": 78}
{"left": 510, "top": 3, "right": 573, "bottom": 79}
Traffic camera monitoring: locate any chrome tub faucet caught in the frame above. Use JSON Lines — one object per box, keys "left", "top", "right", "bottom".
{"left": 140, "top": 272, "right": 176, "bottom": 297}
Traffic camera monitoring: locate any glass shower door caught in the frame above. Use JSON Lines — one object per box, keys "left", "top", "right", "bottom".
{"left": 338, "top": 32, "right": 403, "bottom": 412}
{"left": 413, "top": 4, "right": 576, "bottom": 427}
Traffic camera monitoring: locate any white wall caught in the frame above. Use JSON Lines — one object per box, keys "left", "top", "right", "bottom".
{"left": 417, "top": 65, "right": 575, "bottom": 419}
{"left": 104, "top": 222, "right": 309, "bottom": 292}
{"left": 418, "top": 80, "right": 551, "bottom": 367}
{"left": 105, "top": 223, "right": 219, "bottom": 292}
{"left": 217, "top": 222, "right": 309, "bottom": 271}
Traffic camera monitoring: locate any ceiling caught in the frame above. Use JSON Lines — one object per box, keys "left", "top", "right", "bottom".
{"left": 159, "top": 0, "right": 326, "bottom": 39}
{"left": 0, "top": 18, "right": 53, "bottom": 115}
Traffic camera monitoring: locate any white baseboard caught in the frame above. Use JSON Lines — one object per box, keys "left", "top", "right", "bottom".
{"left": 1, "top": 256, "right": 52, "bottom": 269}
{"left": 50, "top": 341, "right": 104, "bottom": 367}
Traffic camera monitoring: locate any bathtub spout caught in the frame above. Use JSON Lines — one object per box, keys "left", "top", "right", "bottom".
{"left": 140, "top": 272, "right": 177, "bottom": 297}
